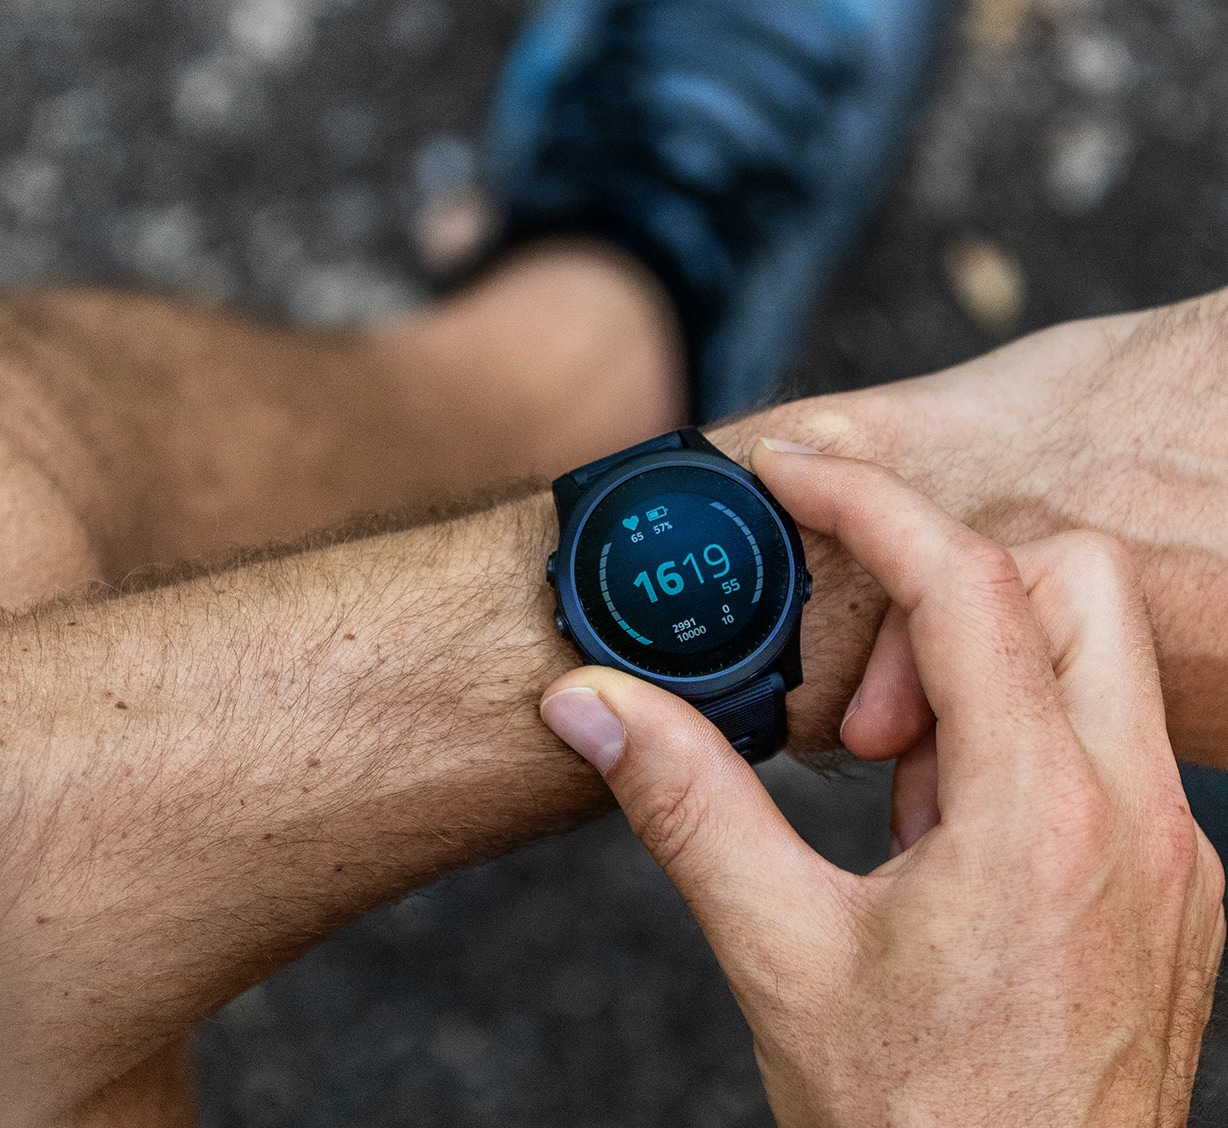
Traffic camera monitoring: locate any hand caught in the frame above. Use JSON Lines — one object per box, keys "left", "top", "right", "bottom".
{"left": 540, "top": 446, "right": 1225, "bottom": 1128}
{"left": 725, "top": 289, "right": 1228, "bottom": 762}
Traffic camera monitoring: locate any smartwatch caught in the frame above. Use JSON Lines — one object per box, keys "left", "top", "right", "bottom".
{"left": 547, "top": 428, "right": 811, "bottom": 763}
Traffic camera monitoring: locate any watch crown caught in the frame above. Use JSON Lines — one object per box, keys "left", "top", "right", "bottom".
{"left": 546, "top": 551, "right": 557, "bottom": 587}
{"left": 553, "top": 608, "right": 572, "bottom": 641}
{"left": 803, "top": 571, "right": 813, "bottom": 602}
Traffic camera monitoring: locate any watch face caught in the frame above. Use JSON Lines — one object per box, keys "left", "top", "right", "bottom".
{"left": 571, "top": 465, "right": 796, "bottom": 680}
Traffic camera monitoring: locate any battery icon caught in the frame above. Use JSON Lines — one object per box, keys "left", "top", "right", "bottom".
{"left": 646, "top": 506, "right": 669, "bottom": 521}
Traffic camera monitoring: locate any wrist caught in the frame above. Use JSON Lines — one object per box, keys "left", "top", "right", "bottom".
{"left": 354, "top": 490, "right": 615, "bottom": 857}
{"left": 719, "top": 357, "right": 1228, "bottom": 765}
{"left": 1, "top": 486, "right": 612, "bottom": 1122}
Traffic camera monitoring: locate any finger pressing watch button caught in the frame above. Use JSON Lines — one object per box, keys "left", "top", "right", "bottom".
{"left": 548, "top": 427, "right": 808, "bottom": 762}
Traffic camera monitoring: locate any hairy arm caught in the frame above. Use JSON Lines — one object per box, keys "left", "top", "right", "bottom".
{"left": 2, "top": 492, "right": 591, "bottom": 1123}
{"left": 8, "top": 289, "right": 1228, "bottom": 1123}
{"left": 770, "top": 294, "right": 1228, "bottom": 764}
{"left": 0, "top": 424, "right": 865, "bottom": 1126}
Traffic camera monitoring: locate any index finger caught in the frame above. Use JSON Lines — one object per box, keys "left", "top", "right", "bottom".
{"left": 752, "top": 442, "right": 1073, "bottom": 793}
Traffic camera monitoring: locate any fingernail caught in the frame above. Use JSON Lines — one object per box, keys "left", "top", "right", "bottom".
{"left": 839, "top": 682, "right": 863, "bottom": 743}
{"left": 759, "top": 437, "right": 820, "bottom": 455}
{"left": 541, "top": 687, "right": 626, "bottom": 775}
{"left": 889, "top": 833, "right": 904, "bottom": 859}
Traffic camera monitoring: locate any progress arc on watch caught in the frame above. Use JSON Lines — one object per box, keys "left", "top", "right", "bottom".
{"left": 548, "top": 428, "right": 811, "bottom": 761}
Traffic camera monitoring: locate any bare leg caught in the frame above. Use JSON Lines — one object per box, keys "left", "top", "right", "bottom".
{"left": 0, "top": 240, "right": 683, "bottom": 1125}
{"left": 0, "top": 239, "right": 685, "bottom": 590}
{"left": 368, "top": 241, "right": 688, "bottom": 508}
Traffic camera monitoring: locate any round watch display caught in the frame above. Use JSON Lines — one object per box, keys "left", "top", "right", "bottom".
{"left": 569, "top": 464, "right": 797, "bottom": 680}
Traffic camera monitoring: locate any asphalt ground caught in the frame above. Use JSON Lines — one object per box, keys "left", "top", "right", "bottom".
{"left": 3, "top": 0, "right": 1228, "bottom": 1124}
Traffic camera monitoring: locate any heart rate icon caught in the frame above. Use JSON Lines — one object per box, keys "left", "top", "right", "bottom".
{"left": 622, "top": 516, "right": 639, "bottom": 531}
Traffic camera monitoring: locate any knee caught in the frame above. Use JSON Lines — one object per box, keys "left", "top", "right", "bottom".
{"left": 0, "top": 438, "right": 102, "bottom": 610}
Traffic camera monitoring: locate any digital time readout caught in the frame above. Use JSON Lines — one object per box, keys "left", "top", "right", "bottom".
{"left": 571, "top": 466, "right": 794, "bottom": 680}
{"left": 596, "top": 491, "right": 763, "bottom": 654}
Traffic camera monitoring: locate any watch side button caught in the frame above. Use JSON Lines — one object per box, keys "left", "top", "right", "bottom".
{"left": 554, "top": 607, "right": 572, "bottom": 641}
{"left": 803, "top": 571, "right": 813, "bottom": 602}
{"left": 546, "top": 551, "right": 558, "bottom": 587}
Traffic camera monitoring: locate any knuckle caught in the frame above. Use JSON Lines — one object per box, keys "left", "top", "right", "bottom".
{"left": 1052, "top": 530, "right": 1139, "bottom": 598}
{"left": 848, "top": 457, "right": 919, "bottom": 500}
{"left": 954, "top": 536, "right": 1023, "bottom": 599}
{"left": 851, "top": 456, "right": 905, "bottom": 485}
{"left": 1048, "top": 774, "right": 1116, "bottom": 856}
{"left": 1034, "top": 529, "right": 1160, "bottom": 650}
{"left": 1152, "top": 812, "right": 1201, "bottom": 879}
{"left": 1056, "top": 529, "right": 1134, "bottom": 575}
{"left": 1152, "top": 801, "right": 1203, "bottom": 873}
{"left": 1024, "top": 765, "right": 1119, "bottom": 885}
{"left": 630, "top": 778, "right": 709, "bottom": 873}
{"left": 1044, "top": 765, "right": 1218, "bottom": 903}
{"left": 1199, "top": 831, "right": 1227, "bottom": 905}
{"left": 1046, "top": 532, "right": 1154, "bottom": 644}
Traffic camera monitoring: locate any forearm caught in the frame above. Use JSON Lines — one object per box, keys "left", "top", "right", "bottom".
{"left": 1, "top": 491, "right": 582, "bottom": 1121}
{"left": 0, "top": 416, "right": 877, "bottom": 1124}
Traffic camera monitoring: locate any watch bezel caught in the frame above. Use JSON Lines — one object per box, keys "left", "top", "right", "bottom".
{"left": 554, "top": 449, "right": 808, "bottom": 699}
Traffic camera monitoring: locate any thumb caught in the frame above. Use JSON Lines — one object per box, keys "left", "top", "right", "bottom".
{"left": 540, "top": 667, "right": 839, "bottom": 953}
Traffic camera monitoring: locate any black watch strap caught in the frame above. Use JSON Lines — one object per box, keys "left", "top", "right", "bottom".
{"left": 698, "top": 673, "right": 788, "bottom": 764}
{"left": 555, "top": 428, "right": 788, "bottom": 765}
{"left": 561, "top": 426, "right": 720, "bottom": 489}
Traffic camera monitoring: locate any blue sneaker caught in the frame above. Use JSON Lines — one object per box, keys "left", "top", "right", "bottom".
{"left": 484, "top": 0, "right": 952, "bottom": 422}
